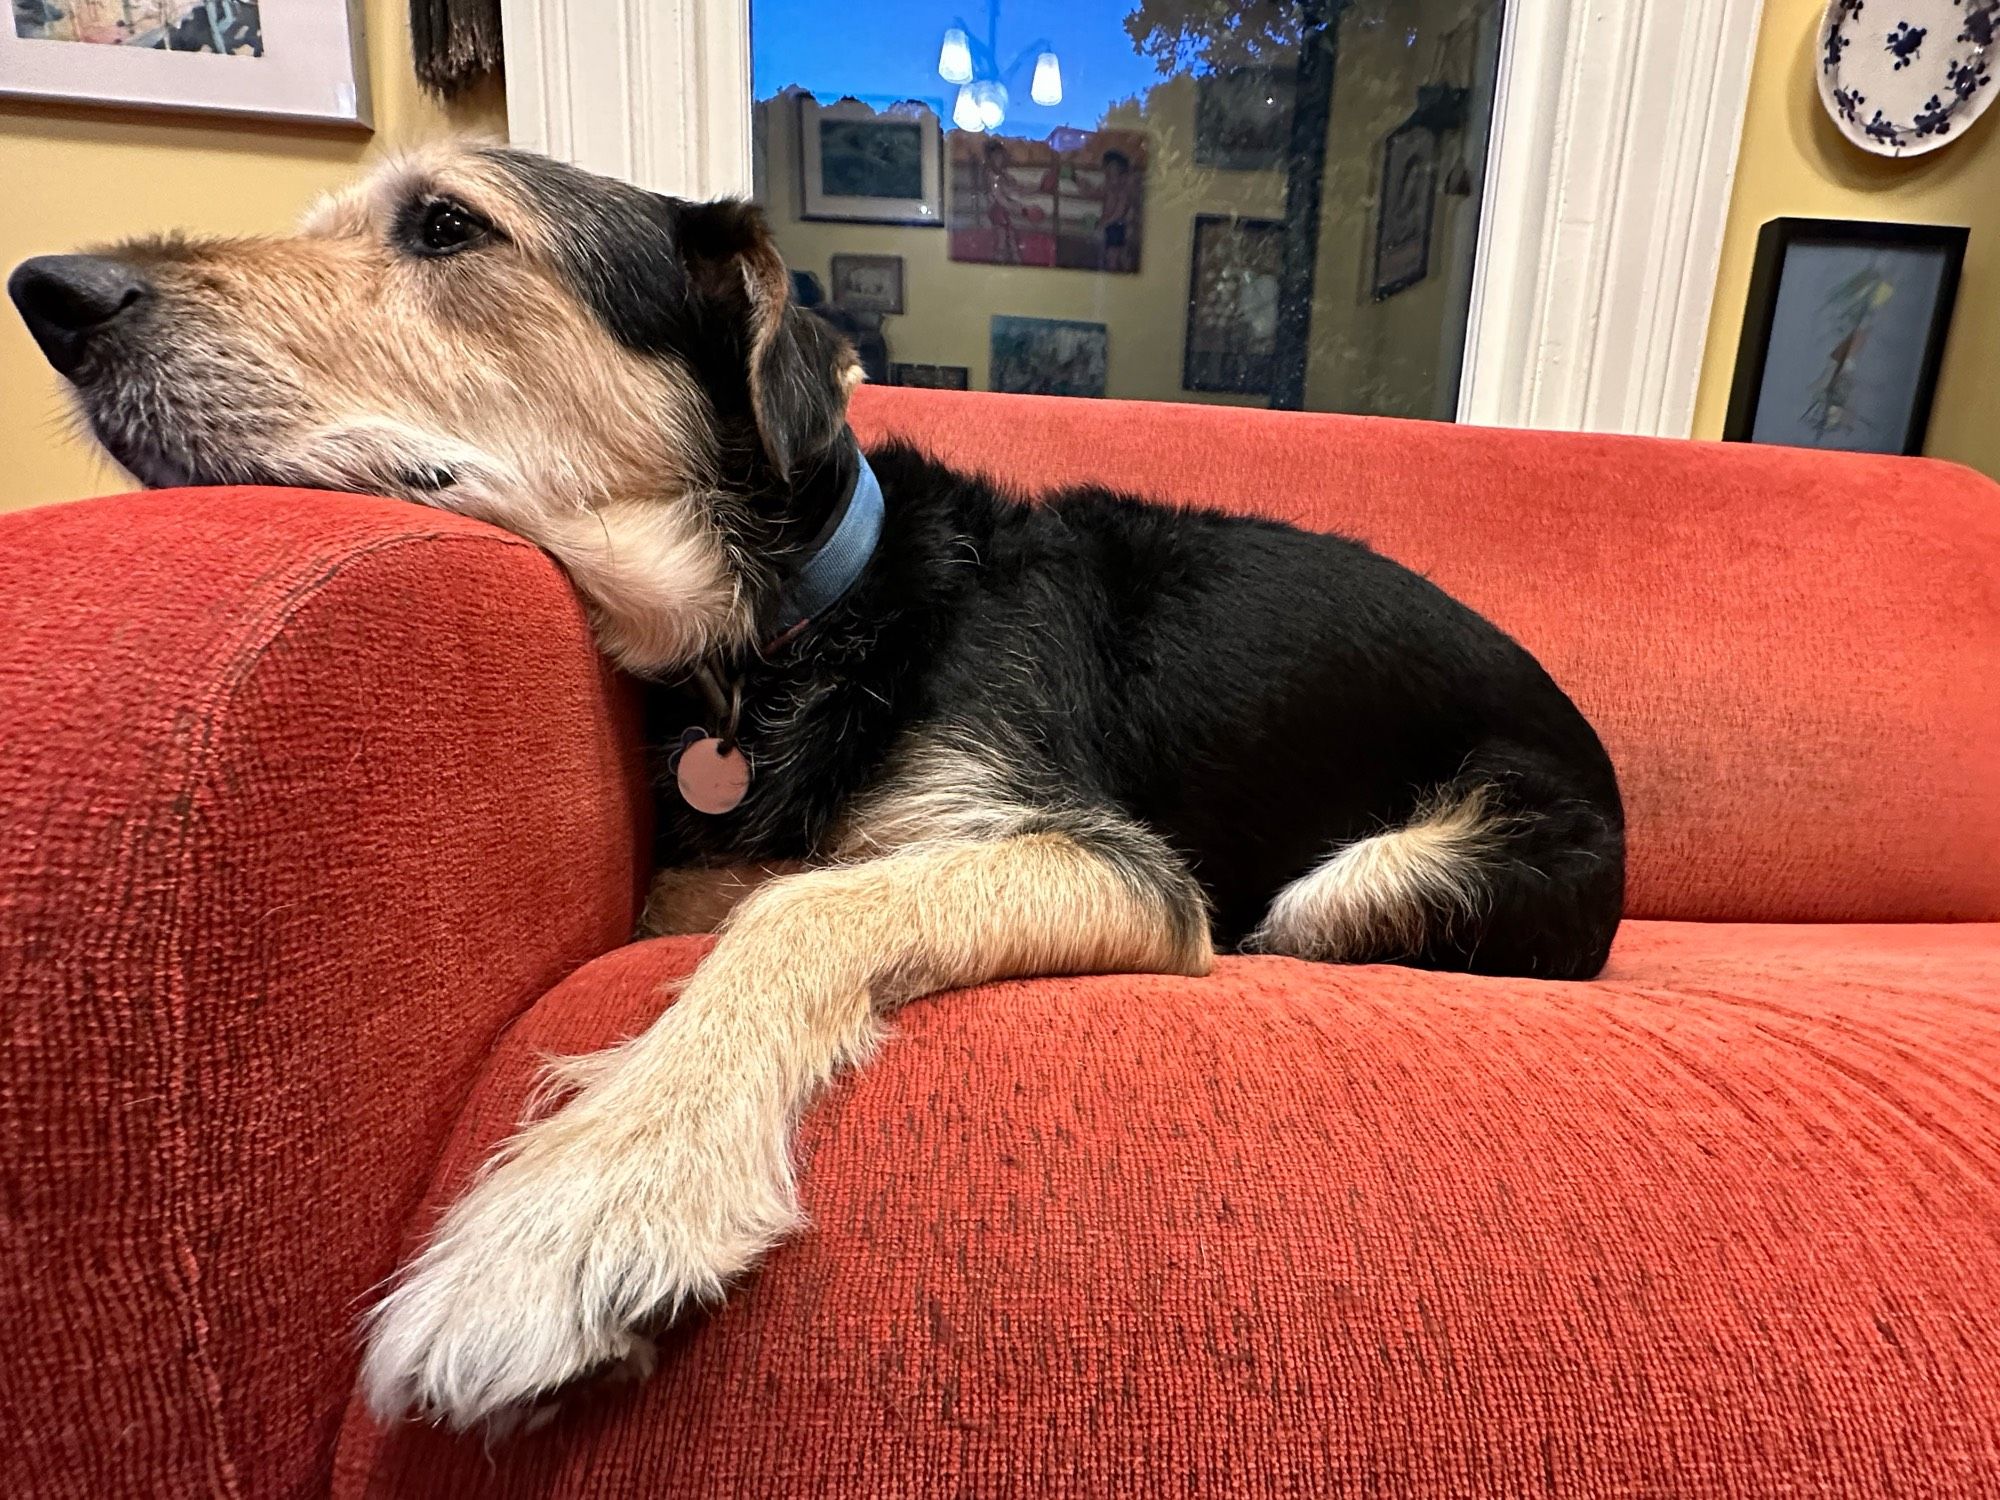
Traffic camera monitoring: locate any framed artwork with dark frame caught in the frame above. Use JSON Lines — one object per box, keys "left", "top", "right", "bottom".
{"left": 1371, "top": 120, "right": 1438, "bottom": 300}
{"left": 1183, "top": 214, "right": 1286, "bottom": 395}
{"left": 888, "top": 362, "right": 969, "bottom": 390}
{"left": 1724, "top": 218, "right": 1968, "bottom": 456}
{"left": 797, "top": 95, "right": 944, "bottom": 226}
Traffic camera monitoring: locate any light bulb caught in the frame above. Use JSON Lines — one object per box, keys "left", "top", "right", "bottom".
{"left": 952, "top": 85, "right": 984, "bottom": 133}
{"left": 937, "top": 27, "right": 973, "bottom": 85}
{"left": 972, "top": 78, "right": 1007, "bottom": 131}
{"left": 1031, "top": 51, "right": 1062, "bottom": 107}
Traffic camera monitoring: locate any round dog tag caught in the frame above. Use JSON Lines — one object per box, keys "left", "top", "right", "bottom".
{"left": 675, "top": 735, "right": 750, "bottom": 815}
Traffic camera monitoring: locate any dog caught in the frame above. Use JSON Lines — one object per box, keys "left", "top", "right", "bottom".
{"left": 9, "top": 141, "right": 1625, "bottom": 1431}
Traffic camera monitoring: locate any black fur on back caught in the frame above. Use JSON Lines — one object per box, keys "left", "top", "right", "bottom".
{"left": 645, "top": 442, "right": 1627, "bottom": 978}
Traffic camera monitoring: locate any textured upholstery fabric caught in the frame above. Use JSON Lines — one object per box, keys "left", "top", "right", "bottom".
{"left": 0, "top": 490, "right": 649, "bottom": 1500}
{"left": 851, "top": 387, "right": 2000, "bottom": 924}
{"left": 339, "top": 921, "right": 2000, "bottom": 1497}
{"left": 4, "top": 392, "right": 1998, "bottom": 1498}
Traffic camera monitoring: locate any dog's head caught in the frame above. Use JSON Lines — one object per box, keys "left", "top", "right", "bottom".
{"left": 7, "top": 141, "right": 862, "bottom": 671}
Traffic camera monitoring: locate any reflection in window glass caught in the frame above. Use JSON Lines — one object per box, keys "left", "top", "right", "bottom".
{"left": 752, "top": 0, "right": 1503, "bottom": 419}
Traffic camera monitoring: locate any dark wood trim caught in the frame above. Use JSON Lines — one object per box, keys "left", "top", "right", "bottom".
{"left": 1267, "top": 0, "right": 1347, "bottom": 412}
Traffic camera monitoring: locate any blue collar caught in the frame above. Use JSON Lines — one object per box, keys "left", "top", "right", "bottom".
{"left": 768, "top": 449, "right": 883, "bottom": 646}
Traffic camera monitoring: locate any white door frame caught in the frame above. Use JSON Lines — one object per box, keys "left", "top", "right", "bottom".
{"left": 498, "top": 0, "right": 753, "bottom": 206}
{"left": 499, "top": 0, "right": 1765, "bottom": 441}
{"left": 1462, "top": 0, "right": 1766, "bottom": 435}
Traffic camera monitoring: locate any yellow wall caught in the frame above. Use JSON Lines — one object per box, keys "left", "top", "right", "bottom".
{"left": 0, "top": 0, "right": 504, "bottom": 510}
{"left": 1693, "top": 0, "right": 2000, "bottom": 475}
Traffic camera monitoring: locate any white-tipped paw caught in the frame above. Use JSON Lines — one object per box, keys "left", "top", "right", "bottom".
{"left": 359, "top": 1086, "right": 799, "bottom": 1431}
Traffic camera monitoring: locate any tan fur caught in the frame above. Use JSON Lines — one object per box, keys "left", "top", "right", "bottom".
{"left": 92, "top": 142, "right": 757, "bottom": 671}
{"left": 830, "top": 733, "right": 1033, "bottom": 853}
{"left": 1247, "top": 785, "right": 1503, "bottom": 962}
{"left": 640, "top": 861, "right": 809, "bottom": 936}
{"left": 361, "top": 829, "right": 1212, "bottom": 1428}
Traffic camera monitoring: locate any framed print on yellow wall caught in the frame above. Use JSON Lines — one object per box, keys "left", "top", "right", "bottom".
{"left": 0, "top": 1, "right": 371, "bottom": 127}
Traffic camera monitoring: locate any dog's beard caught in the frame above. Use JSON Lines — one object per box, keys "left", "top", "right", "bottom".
{"left": 255, "top": 418, "right": 528, "bottom": 516}
{"left": 79, "top": 377, "right": 524, "bottom": 515}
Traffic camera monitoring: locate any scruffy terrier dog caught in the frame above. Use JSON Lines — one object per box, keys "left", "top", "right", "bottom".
{"left": 11, "top": 143, "right": 1624, "bottom": 1430}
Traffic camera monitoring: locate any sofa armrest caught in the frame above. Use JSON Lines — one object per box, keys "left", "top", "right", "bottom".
{"left": 0, "top": 488, "right": 649, "bottom": 1498}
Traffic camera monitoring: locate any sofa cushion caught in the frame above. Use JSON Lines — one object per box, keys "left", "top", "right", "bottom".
{"left": 852, "top": 388, "right": 2000, "bottom": 925}
{"left": 338, "top": 921, "right": 2000, "bottom": 1497}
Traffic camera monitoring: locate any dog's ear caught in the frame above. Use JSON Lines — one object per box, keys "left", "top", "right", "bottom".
{"left": 676, "top": 199, "right": 856, "bottom": 483}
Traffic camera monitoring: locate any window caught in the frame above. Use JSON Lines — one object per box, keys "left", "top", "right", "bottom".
{"left": 751, "top": 0, "right": 1505, "bottom": 419}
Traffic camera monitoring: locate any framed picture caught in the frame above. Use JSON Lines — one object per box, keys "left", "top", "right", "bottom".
{"left": 1184, "top": 215, "right": 1286, "bottom": 395}
{"left": 989, "top": 315, "right": 1107, "bottom": 398}
{"left": 0, "top": 0, "right": 370, "bottom": 126}
{"left": 798, "top": 96, "right": 944, "bottom": 226}
{"left": 1195, "top": 67, "right": 1295, "bottom": 171}
{"left": 1371, "top": 121, "right": 1437, "bottom": 300}
{"left": 829, "top": 254, "right": 905, "bottom": 315}
{"left": 888, "top": 362, "right": 969, "bottom": 390}
{"left": 1724, "top": 218, "right": 1968, "bottom": 456}
{"left": 948, "top": 128, "right": 1146, "bottom": 273}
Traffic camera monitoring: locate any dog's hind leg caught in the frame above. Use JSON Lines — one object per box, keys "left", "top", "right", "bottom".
{"left": 1244, "top": 744, "right": 1623, "bottom": 980}
{"left": 360, "top": 812, "right": 1211, "bottom": 1430}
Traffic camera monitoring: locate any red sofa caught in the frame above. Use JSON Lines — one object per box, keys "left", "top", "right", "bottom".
{"left": 2, "top": 387, "right": 1996, "bottom": 1498}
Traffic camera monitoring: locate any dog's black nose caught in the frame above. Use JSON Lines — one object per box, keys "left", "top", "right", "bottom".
{"left": 9, "top": 254, "right": 152, "bottom": 377}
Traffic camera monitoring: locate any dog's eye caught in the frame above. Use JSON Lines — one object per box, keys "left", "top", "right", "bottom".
{"left": 413, "top": 198, "right": 491, "bottom": 256}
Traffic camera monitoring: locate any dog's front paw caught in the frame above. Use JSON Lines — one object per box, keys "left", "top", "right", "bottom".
{"left": 360, "top": 1084, "right": 799, "bottom": 1430}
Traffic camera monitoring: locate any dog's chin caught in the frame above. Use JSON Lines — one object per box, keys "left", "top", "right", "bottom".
{"left": 120, "top": 447, "right": 198, "bottom": 490}
{"left": 99, "top": 433, "right": 226, "bottom": 492}
{"left": 83, "top": 408, "right": 256, "bottom": 492}
{"left": 94, "top": 421, "right": 483, "bottom": 508}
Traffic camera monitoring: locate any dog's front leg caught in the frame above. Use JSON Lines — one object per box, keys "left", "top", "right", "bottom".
{"left": 360, "top": 825, "right": 1211, "bottom": 1429}
{"left": 638, "top": 859, "right": 809, "bottom": 936}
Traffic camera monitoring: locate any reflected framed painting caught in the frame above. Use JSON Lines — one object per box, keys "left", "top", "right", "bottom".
{"left": 990, "top": 315, "right": 1107, "bottom": 398}
{"left": 1195, "top": 66, "right": 1294, "bottom": 171}
{"left": 947, "top": 128, "right": 1146, "bottom": 274}
{"left": 0, "top": 0, "right": 370, "bottom": 126}
{"left": 888, "top": 362, "right": 969, "bottom": 390}
{"left": 797, "top": 95, "right": 944, "bottom": 226}
{"left": 1371, "top": 119, "right": 1437, "bottom": 299}
{"left": 829, "top": 253, "right": 904, "bottom": 314}
{"left": 1724, "top": 218, "right": 1967, "bottom": 456}
{"left": 1184, "top": 214, "right": 1285, "bottom": 395}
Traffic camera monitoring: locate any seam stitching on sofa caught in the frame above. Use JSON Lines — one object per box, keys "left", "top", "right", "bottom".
{"left": 150, "top": 525, "right": 549, "bottom": 1496}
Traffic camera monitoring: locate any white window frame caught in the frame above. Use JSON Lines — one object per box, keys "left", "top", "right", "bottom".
{"left": 499, "top": 0, "right": 1764, "bottom": 440}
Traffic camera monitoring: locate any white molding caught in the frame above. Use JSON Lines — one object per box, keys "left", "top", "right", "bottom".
{"left": 1460, "top": 0, "right": 1765, "bottom": 437}
{"left": 499, "top": 0, "right": 752, "bottom": 199}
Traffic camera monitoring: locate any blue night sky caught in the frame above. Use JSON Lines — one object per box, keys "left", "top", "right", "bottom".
{"left": 752, "top": 0, "right": 1171, "bottom": 134}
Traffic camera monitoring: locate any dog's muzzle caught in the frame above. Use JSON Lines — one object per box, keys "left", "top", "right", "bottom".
{"left": 9, "top": 254, "right": 152, "bottom": 379}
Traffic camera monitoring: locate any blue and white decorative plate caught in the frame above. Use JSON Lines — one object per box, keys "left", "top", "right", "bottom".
{"left": 1817, "top": 0, "right": 1997, "bottom": 156}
